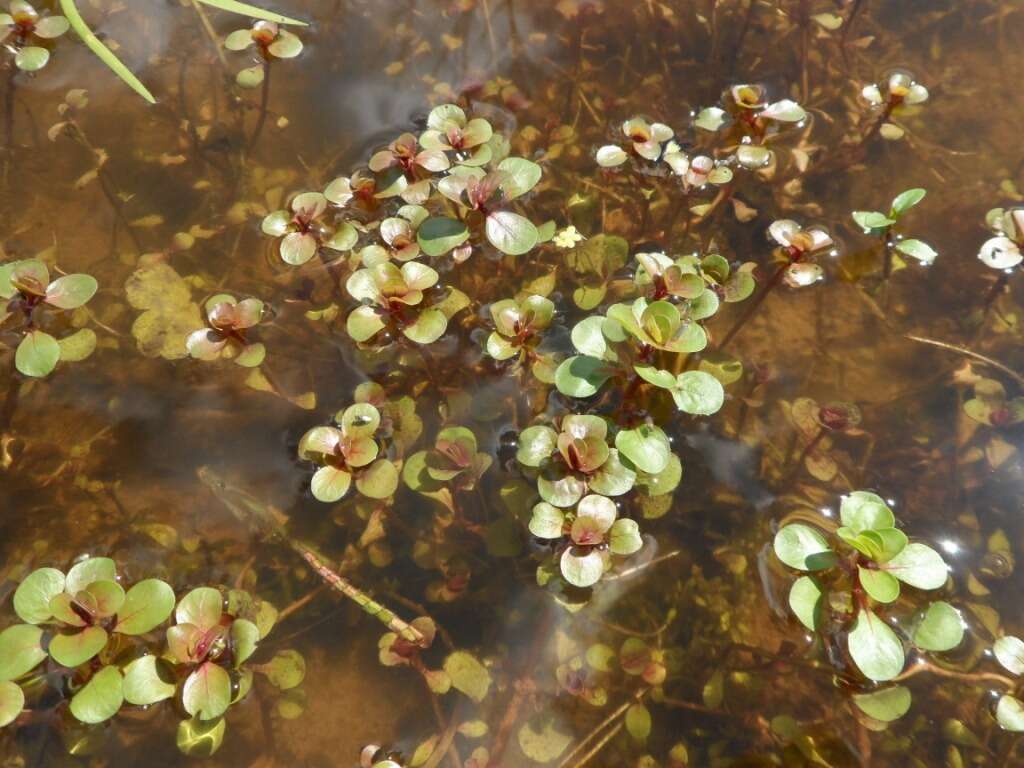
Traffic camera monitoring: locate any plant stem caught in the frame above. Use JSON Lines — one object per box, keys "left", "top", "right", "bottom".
{"left": 717, "top": 260, "right": 788, "bottom": 351}
{"left": 982, "top": 271, "right": 1010, "bottom": 316}
{"left": 3, "top": 64, "right": 14, "bottom": 184}
{"left": 248, "top": 60, "right": 271, "bottom": 154}
{"left": 0, "top": 358, "right": 21, "bottom": 438}
{"left": 904, "top": 334, "right": 1024, "bottom": 388}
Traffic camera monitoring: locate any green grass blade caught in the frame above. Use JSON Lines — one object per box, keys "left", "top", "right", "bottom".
{"left": 59, "top": 0, "right": 156, "bottom": 104}
{"left": 195, "top": 0, "right": 307, "bottom": 25}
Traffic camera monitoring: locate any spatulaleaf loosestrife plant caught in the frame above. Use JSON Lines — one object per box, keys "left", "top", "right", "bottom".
{"left": 186, "top": 293, "right": 266, "bottom": 367}
{"left": 0, "top": 1, "right": 69, "bottom": 72}
{"left": 298, "top": 402, "right": 400, "bottom": 502}
{"left": 852, "top": 188, "right": 937, "bottom": 269}
{"left": 261, "top": 191, "right": 359, "bottom": 266}
{"left": 345, "top": 261, "right": 470, "bottom": 345}
{"left": 483, "top": 294, "right": 557, "bottom": 381}
{"left": 0, "top": 258, "right": 98, "bottom": 377}
{"left": 225, "top": 19, "right": 303, "bottom": 87}
{"left": 554, "top": 294, "right": 727, "bottom": 418}
{"left": 861, "top": 71, "right": 929, "bottom": 141}
{"left": 978, "top": 207, "right": 1024, "bottom": 310}
{"left": 774, "top": 492, "right": 962, "bottom": 686}
{"left": 979, "top": 207, "right": 1024, "bottom": 271}
{"left": 516, "top": 414, "right": 679, "bottom": 588}
{"left": 0, "top": 558, "right": 303, "bottom": 755}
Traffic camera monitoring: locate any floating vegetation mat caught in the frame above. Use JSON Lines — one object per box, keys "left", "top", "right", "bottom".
{"left": 2, "top": 0, "right": 1024, "bottom": 766}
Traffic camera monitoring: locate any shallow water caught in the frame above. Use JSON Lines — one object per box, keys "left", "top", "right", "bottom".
{"left": 2, "top": 0, "right": 1024, "bottom": 766}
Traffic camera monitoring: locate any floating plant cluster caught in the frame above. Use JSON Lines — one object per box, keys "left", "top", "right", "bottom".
{"left": 5, "top": 0, "right": 1024, "bottom": 765}
{"left": 0, "top": 558, "right": 304, "bottom": 756}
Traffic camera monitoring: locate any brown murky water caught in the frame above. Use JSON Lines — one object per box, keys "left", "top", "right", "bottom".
{"left": 2, "top": 0, "right": 1024, "bottom": 766}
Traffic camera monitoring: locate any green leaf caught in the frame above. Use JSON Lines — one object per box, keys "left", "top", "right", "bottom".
{"left": 183, "top": 662, "right": 232, "bottom": 721}
{"left": 57, "top": 328, "right": 97, "bottom": 362}
{"left": 625, "top": 703, "right": 651, "bottom": 742}
{"left": 263, "top": 649, "right": 306, "bottom": 690}
{"left": 852, "top": 686, "right": 911, "bottom": 723}
{"left": 773, "top": 524, "right": 837, "bottom": 571}
{"left": 176, "top": 587, "right": 223, "bottom": 630}
{"left": 0, "top": 681, "right": 24, "bottom": 728}
{"left": 231, "top": 619, "right": 260, "bottom": 666}
{"left": 123, "top": 655, "right": 176, "bottom": 705}
{"left": 994, "top": 636, "right": 1024, "bottom": 675}
{"left": 45, "top": 274, "right": 97, "bottom": 309}
{"left": 443, "top": 651, "right": 491, "bottom": 703}
{"left": 50, "top": 626, "right": 108, "bottom": 667}
{"left": 852, "top": 211, "right": 896, "bottom": 231}
{"left": 116, "top": 579, "right": 175, "bottom": 635}
{"left": 66, "top": 557, "right": 116, "bottom": 594}
{"left": 615, "top": 424, "right": 671, "bottom": 475}
{"left": 311, "top": 465, "right": 352, "bottom": 502}
{"left": 517, "top": 717, "right": 572, "bottom": 763}
{"left": 560, "top": 546, "right": 606, "bottom": 587}
{"left": 997, "top": 696, "right": 1024, "bottom": 732}
{"left": 516, "top": 425, "right": 557, "bottom": 467}
{"left": 848, "top": 609, "right": 904, "bottom": 682}
{"left": 788, "top": 576, "right": 823, "bottom": 631}
{"left": 858, "top": 567, "right": 900, "bottom": 604}
{"left": 196, "top": 0, "right": 307, "bottom": 25}
{"left": 609, "top": 519, "right": 643, "bottom": 556}
{"left": 912, "top": 601, "right": 963, "bottom": 652}
{"left": 633, "top": 365, "right": 677, "bottom": 389}
{"left": 671, "top": 371, "right": 725, "bottom": 415}
{"left": 417, "top": 217, "right": 469, "bottom": 257}
{"left": 14, "top": 46, "right": 49, "bottom": 71}
{"left": 59, "top": 0, "right": 156, "bottom": 103}
{"left": 497, "top": 158, "right": 542, "bottom": 200}
{"left": 528, "top": 503, "right": 565, "bottom": 539}
{"left": 882, "top": 543, "right": 948, "bottom": 590}
{"left": 16, "top": 330, "right": 60, "bottom": 377}
{"left": 890, "top": 188, "right": 926, "bottom": 218}
{"left": 355, "top": 459, "right": 399, "bottom": 499}
{"left": 485, "top": 211, "right": 538, "bottom": 256}
{"left": 839, "top": 491, "right": 894, "bottom": 533}
{"left": 402, "top": 308, "right": 448, "bottom": 344}
{"left": 13, "top": 568, "right": 65, "bottom": 624}
{"left": 694, "top": 107, "right": 727, "bottom": 131}
{"left": 555, "top": 355, "right": 615, "bottom": 398}
{"left": 895, "top": 239, "right": 937, "bottom": 264}
{"left": 0, "top": 625, "right": 45, "bottom": 682}
{"left": 176, "top": 716, "right": 226, "bottom": 757}
{"left": 69, "top": 666, "right": 123, "bottom": 724}
{"left": 590, "top": 449, "right": 639, "bottom": 496}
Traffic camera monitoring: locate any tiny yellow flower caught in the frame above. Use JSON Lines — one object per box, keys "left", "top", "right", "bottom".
{"left": 554, "top": 226, "right": 585, "bottom": 249}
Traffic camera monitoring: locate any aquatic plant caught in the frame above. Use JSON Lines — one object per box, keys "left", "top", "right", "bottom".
{"left": 345, "top": 261, "right": 468, "bottom": 344}
{"left": 56, "top": 0, "right": 306, "bottom": 104}
{"left": 0, "top": 258, "right": 97, "bottom": 377}
{"left": 225, "top": 19, "right": 303, "bottom": 86}
{"left": 860, "top": 71, "right": 929, "bottom": 141}
{"left": 852, "top": 187, "right": 937, "bottom": 271}
{"left": 0, "top": 0, "right": 69, "bottom": 71}
{"left": 186, "top": 293, "right": 266, "bottom": 366}
{"left": 261, "top": 191, "right": 358, "bottom": 265}
{"left": 0, "top": 557, "right": 302, "bottom": 756}
{"left": 774, "top": 491, "right": 960, "bottom": 683}
{"left": 297, "top": 402, "right": 400, "bottom": 502}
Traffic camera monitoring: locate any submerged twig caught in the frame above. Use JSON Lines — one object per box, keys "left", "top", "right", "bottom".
{"left": 904, "top": 334, "right": 1024, "bottom": 388}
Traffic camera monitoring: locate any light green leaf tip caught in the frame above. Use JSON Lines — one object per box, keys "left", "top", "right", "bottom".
{"left": 59, "top": 0, "right": 156, "bottom": 104}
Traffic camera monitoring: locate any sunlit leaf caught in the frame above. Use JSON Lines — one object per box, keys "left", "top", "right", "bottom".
{"left": 848, "top": 609, "right": 904, "bottom": 682}
{"left": 123, "top": 655, "right": 176, "bottom": 705}
{"left": 15, "top": 330, "right": 60, "bottom": 377}
{"left": 69, "top": 666, "right": 123, "bottom": 724}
